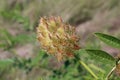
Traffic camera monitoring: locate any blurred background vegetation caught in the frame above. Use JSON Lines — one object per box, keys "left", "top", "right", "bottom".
{"left": 0, "top": 0, "right": 120, "bottom": 80}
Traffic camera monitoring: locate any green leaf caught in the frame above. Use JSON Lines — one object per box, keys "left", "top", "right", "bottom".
{"left": 95, "top": 33, "right": 120, "bottom": 48}
{"left": 30, "top": 50, "right": 45, "bottom": 66}
{"left": 0, "top": 59, "right": 14, "bottom": 68}
{"left": 85, "top": 49, "right": 115, "bottom": 62}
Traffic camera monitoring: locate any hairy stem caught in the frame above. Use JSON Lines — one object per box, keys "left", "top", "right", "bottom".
{"left": 74, "top": 53, "right": 98, "bottom": 79}
{"left": 105, "top": 66, "right": 116, "bottom": 80}
{"left": 79, "top": 60, "right": 98, "bottom": 79}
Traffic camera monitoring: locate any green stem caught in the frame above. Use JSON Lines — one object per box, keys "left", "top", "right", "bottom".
{"left": 105, "top": 66, "right": 116, "bottom": 80}
{"left": 106, "top": 58, "right": 120, "bottom": 80}
{"left": 79, "top": 60, "right": 98, "bottom": 79}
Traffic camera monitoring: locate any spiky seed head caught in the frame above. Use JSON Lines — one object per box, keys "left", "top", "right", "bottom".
{"left": 37, "top": 16, "right": 80, "bottom": 61}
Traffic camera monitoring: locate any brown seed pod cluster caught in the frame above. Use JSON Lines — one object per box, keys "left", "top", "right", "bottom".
{"left": 37, "top": 16, "right": 80, "bottom": 61}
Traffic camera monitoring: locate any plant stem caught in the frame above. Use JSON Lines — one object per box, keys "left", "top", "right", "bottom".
{"left": 105, "top": 66, "right": 116, "bottom": 80}
{"left": 79, "top": 60, "right": 98, "bottom": 79}
{"left": 106, "top": 58, "right": 120, "bottom": 80}
{"left": 74, "top": 53, "right": 98, "bottom": 79}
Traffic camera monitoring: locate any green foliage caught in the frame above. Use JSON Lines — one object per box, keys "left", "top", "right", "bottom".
{"left": 0, "top": 59, "right": 14, "bottom": 68}
{"left": 0, "top": 5, "right": 32, "bottom": 31}
{"left": 30, "top": 50, "right": 45, "bottom": 66}
{"left": 95, "top": 33, "right": 120, "bottom": 48}
{"left": 85, "top": 49, "right": 115, "bottom": 62}
{"left": 12, "top": 57, "right": 33, "bottom": 73}
{"left": 0, "top": 29, "right": 34, "bottom": 49}
{"left": 0, "top": 29, "right": 13, "bottom": 48}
